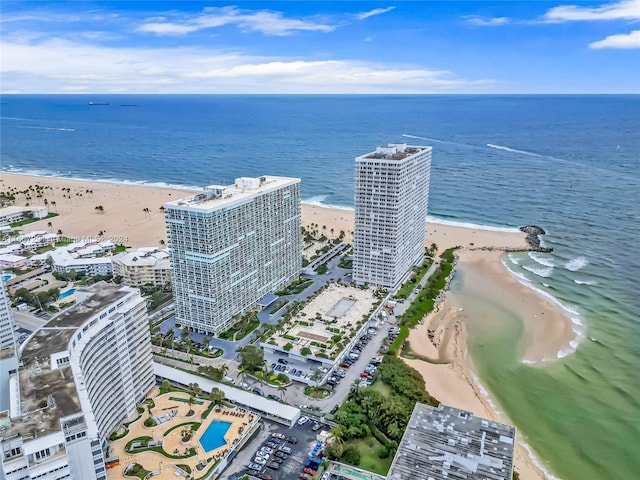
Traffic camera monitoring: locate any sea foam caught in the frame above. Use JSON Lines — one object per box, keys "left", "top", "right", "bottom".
{"left": 528, "top": 252, "right": 555, "bottom": 267}
{"left": 522, "top": 264, "right": 554, "bottom": 278}
{"left": 565, "top": 256, "right": 588, "bottom": 271}
{"left": 486, "top": 143, "right": 543, "bottom": 157}
{"left": 425, "top": 215, "right": 520, "bottom": 233}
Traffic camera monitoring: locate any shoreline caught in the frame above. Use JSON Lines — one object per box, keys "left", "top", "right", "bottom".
{"left": 0, "top": 172, "right": 574, "bottom": 480}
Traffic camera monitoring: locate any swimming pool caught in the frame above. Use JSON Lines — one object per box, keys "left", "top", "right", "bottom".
{"left": 199, "top": 420, "right": 231, "bottom": 452}
{"left": 59, "top": 288, "right": 76, "bottom": 299}
{"left": 2, "top": 274, "right": 13, "bottom": 282}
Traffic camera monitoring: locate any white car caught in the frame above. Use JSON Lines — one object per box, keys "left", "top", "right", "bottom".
{"left": 261, "top": 447, "right": 274, "bottom": 454}
{"left": 256, "top": 451, "right": 270, "bottom": 459}
{"left": 254, "top": 457, "right": 267, "bottom": 465}
{"left": 297, "top": 416, "right": 309, "bottom": 426}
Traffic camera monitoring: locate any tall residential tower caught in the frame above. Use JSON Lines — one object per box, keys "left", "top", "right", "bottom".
{"left": 0, "top": 283, "right": 154, "bottom": 480}
{"left": 165, "top": 176, "right": 302, "bottom": 335}
{"left": 353, "top": 142, "right": 432, "bottom": 289}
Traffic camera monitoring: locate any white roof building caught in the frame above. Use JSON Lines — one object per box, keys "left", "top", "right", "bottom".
{"left": 112, "top": 248, "right": 171, "bottom": 288}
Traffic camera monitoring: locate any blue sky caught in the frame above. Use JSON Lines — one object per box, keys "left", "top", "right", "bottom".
{"left": 1, "top": 1, "right": 638, "bottom": 93}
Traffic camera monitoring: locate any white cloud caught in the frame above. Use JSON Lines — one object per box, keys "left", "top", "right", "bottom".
{"left": 589, "top": 29, "right": 640, "bottom": 48}
{"left": 137, "top": 6, "right": 335, "bottom": 36}
{"left": 543, "top": 0, "right": 640, "bottom": 22}
{"left": 0, "top": 38, "right": 493, "bottom": 94}
{"left": 354, "top": 7, "right": 396, "bottom": 20}
{"left": 463, "top": 16, "right": 510, "bottom": 26}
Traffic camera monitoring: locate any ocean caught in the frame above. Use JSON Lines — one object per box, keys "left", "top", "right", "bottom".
{"left": 1, "top": 94, "right": 639, "bottom": 479}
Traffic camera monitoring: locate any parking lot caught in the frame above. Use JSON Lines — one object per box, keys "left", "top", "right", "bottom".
{"left": 226, "top": 418, "right": 330, "bottom": 480}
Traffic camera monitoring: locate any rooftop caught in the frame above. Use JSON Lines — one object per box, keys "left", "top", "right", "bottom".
{"left": 112, "top": 248, "right": 170, "bottom": 267}
{"left": 4, "top": 283, "right": 129, "bottom": 441}
{"left": 388, "top": 404, "right": 515, "bottom": 480}
{"left": 164, "top": 176, "right": 299, "bottom": 213}
{"left": 358, "top": 142, "right": 430, "bottom": 161}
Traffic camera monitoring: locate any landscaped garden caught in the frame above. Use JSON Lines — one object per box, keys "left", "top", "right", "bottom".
{"left": 262, "top": 284, "right": 380, "bottom": 361}
{"left": 107, "top": 387, "right": 259, "bottom": 480}
{"left": 218, "top": 312, "right": 260, "bottom": 341}
{"left": 275, "top": 277, "right": 314, "bottom": 296}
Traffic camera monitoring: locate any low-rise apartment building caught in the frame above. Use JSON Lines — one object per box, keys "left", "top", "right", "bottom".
{"left": 112, "top": 248, "right": 171, "bottom": 288}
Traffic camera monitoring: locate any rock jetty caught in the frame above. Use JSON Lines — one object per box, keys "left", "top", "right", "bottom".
{"left": 520, "top": 225, "right": 553, "bottom": 252}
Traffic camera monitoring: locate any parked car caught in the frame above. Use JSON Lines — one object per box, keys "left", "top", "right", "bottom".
{"left": 295, "top": 370, "right": 303, "bottom": 377}
{"left": 261, "top": 447, "right": 274, "bottom": 454}
{"left": 267, "top": 394, "right": 280, "bottom": 401}
{"left": 253, "top": 387, "right": 264, "bottom": 396}
{"left": 299, "top": 474, "right": 312, "bottom": 480}
{"left": 275, "top": 451, "right": 288, "bottom": 459}
{"left": 271, "top": 456, "right": 283, "bottom": 464}
{"left": 277, "top": 358, "right": 288, "bottom": 364}
{"left": 330, "top": 404, "right": 339, "bottom": 414}
{"left": 291, "top": 368, "right": 297, "bottom": 374}
{"left": 272, "top": 433, "right": 285, "bottom": 439}
{"left": 258, "top": 473, "right": 272, "bottom": 480}
{"left": 248, "top": 463, "right": 262, "bottom": 471}
{"left": 267, "top": 462, "right": 280, "bottom": 470}
{"left": 280, "top": 446, "right": 292, "bottom": 454}
{"left": 270, "top": 362, "right": 276, "bottom": 370}
{"left": 266, "top": 441, "right": 278, "bottom": 449}
{"left": 254, "top": 457, "right": 267, "bottom": 465}
{"left": 297, "top": 416, "right": 309, "bottom": 426}
{"left": 240, "top": 381, "right": 250, "bottom": 390}
{"left": 285, "top": 436, "right": 297, "bottom": 444}
{"left": 256, "top": 451, "right": 270, "bottom": 459}
{"left": 312, "top": 422, "right": 322, "bottom": 431}
{"left": 304, "top": 467, "right": 318, "bottom": 475}
{"left": 321, "top": 473, "right": 330, "bottom": 480}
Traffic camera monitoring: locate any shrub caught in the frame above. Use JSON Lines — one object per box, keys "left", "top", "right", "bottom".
{"left": 284, "top": 343, "right": 293, "bottom": 351}
{"left": 342, "top": 444, "right": 361, "bottom": 465}
{"left": 143, "top": 418, "right": 157, "bottom": 428}
{"left": 301, "top": 347, "right": 312, "bottom": 356}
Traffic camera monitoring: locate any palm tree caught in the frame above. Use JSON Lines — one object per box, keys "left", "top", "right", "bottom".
{"left": 208, "top": 388, "right": 225, "bottom": 407}
{"left": 202, "top": 336, "right": 210, "bottom": 352}
{"left": 47, "top": 221, "right": 53, "bottom": 232}
{"left": 187, "top": 396, "right": 195, "bottom": 416}
{"left": 56, "top": 229, "right": 63, "bottom": 236}
{"left": 219, "top": 363, "right": 229, "bottom": 378}
{"left": 191, "top": 383, "right": 203, "bottom": 397}
{"left": 143, "top": 207, "right": 151, "bottom": 218}
{"left": 277, "top": 384, "right": 286, "bottom": 401}
{"left": 159, "top": 239, "right": 166, "bottom": 247}
{"left": 161, "top": 379, "right": 171, "bottom": 394}
{"left": 166, "top": 328, "right": 175, "bottom": 352}
{"left": 329, "top": 426, "right": 346, "bottom": 446}
{"left": 350, "top": 378, "right": 364, "bottom": 400}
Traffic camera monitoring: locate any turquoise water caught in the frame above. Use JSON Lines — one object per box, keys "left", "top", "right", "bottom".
{"left": 59, "top": 289, "right": 75, "bottom": 299}
{"left": 1, "top": 95, "right": 638, "bottom": 479}
{"left": 2, "top": 275, "right": 12, "bottom": 282}
{"left": 199, "top": 420, "right": 231, "bottom": 452}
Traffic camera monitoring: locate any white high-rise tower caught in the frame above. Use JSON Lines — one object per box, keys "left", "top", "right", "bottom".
{"left": 353, "top": 142, "right": 432, "bottom": 289}
{"left": 0, "top": 278, "right": 15, "bottom": 352}
{"left": 165, "top": 176, "right": 302, "bottom": 335}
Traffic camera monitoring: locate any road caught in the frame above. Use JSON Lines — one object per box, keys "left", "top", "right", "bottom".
{"left": 152, "top": 256, "right": 441, "bottom": 417}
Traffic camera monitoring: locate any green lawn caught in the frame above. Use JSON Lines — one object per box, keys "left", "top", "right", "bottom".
{"left": 343, "top": 437, "right": 393, "bottom": 476}
{"left": 368, "top": 381, "right": 391, "bottom": 397}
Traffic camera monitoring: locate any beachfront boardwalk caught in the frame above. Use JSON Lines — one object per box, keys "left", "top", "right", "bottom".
{"left": 107, "top": 388, "right": 258, "bottom": 480}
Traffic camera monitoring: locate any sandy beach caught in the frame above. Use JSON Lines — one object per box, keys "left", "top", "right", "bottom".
{"left": 1, "top": 173, "right": 571, "bottom": 479}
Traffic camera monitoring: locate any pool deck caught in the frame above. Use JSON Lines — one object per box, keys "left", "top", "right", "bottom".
{"left": 107, "top": 389, "right": 258, "bottom": 479}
